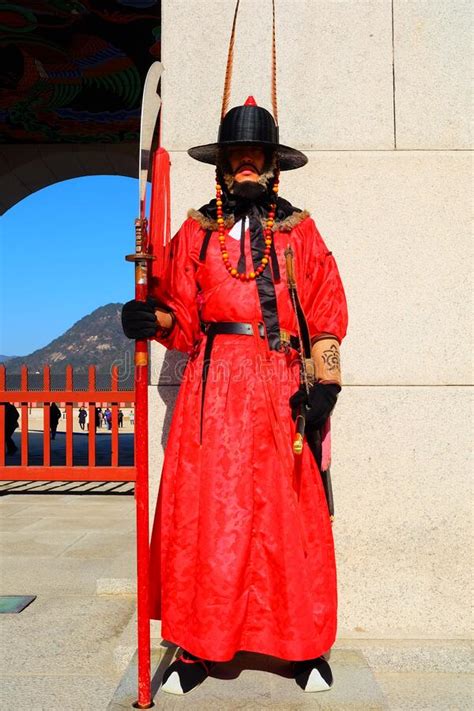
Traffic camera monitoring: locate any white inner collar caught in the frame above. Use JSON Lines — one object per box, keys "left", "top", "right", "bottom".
{"left": 228, "top": 217, "right": 249, "bottom": 240}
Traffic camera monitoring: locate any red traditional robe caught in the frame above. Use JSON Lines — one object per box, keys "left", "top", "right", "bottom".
{"left": 148, "top": 208, "right": 348, "bottom": 662}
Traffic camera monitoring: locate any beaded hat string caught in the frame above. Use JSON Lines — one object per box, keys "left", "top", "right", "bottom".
{"left": 215, "top": 169, "right": 280, "bottom": 281}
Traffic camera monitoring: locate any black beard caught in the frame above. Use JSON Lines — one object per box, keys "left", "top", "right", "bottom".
{"left": 232, "top": 179, "right": 267, "bottom": 201}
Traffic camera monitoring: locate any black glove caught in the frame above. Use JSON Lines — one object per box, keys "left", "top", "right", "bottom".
{"left": 289, "top": 382, "right": 341, "bottom": 429}
{"left": 121, "top": 298, "right": 162, "bottom": 339}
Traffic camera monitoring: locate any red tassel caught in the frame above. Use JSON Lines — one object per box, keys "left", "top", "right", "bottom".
{"left": 149, "top": 147, "right": 171, "bottom": 279}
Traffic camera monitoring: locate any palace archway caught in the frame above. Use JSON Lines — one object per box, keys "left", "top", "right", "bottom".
{"left": 0, "top": 1, "right": 161, "bottom": 214}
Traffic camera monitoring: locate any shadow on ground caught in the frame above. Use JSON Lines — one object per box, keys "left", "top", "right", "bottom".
{"left": 4, "top": 430, "right": 134, "bottom": 466}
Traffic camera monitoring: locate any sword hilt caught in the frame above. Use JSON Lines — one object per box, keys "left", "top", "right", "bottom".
{"left": 125, "top": 218, "right": 155, "bottom": 263}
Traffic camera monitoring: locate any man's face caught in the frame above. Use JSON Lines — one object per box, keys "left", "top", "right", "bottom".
{"left": 226, "top": 146, "right": 266, "bottom": 183}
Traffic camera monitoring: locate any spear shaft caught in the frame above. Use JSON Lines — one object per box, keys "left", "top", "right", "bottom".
{"left": 125, "top": 60, "right": 164, "bottom": 709}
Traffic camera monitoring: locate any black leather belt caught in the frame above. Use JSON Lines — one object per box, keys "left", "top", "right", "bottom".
{"left": 202, "top": 321, "right": 264, "bottom": 338}
{"left": 199, "top": 321, "right": 300, "bottom": 442}
{"left": 201, "top": 321, "right": 300, "bottom": 348}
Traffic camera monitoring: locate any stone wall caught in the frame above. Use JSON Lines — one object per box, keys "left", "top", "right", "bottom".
{"left": 149, "top": 0, "right": 472, "bottom": 642}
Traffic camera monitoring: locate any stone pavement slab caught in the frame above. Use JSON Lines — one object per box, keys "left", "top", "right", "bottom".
{"left": 334, "top": 638, "right": 472, "bottom": 674}
{"left": 0, "top": 493, "right": 134, "bottom": 513}
{"left": 1, "top": 594, "right": 134, "bottom": 675}
{"left": 0, "top": 675, "right": 117, "bottom": 711}
{"left": 375, "top": 671, "right": 473, "bottom": 710}
{"left": 61, "top": 531, "right": 136, "bottom": 559}
{"left": 109, "top": 646, "right": 386, "bottom": 710}
{"left": 0, "top": 512, "right": 55, "bottom": 531}
{"left": 3, "top": 554, "right": 125, "bottom": 595}
{"left": 21, "top": 513, "right": 135, "bottom": 534}
{"left": 0, "top": 528, "right": 90, "bottom": 557}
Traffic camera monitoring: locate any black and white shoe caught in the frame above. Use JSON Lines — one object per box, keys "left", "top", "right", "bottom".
{"left": 161, "top": 649, "right": 215, "bottom": 695}
{"left": 294, "top": 655, "right": 333, "bottom": 692}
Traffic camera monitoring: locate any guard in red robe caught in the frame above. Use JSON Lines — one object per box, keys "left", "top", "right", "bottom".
{"left": 122, "top": 96, "right": 348, "bottom": 696}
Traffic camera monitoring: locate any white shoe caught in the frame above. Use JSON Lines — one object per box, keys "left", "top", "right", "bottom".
{"left": 161, "top": 650, "right": 215, "bottom": 695}
{"left": 294, "top": 655, "right": 333, "bottom": 692}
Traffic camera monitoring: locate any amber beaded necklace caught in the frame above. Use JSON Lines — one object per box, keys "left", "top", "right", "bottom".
{"left": 215, "top": 173, "right": 280, "bottom": 281}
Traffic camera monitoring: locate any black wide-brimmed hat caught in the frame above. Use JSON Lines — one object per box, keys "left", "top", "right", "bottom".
{"left": 188, "top": 96, "right": 307, "bottom": 171}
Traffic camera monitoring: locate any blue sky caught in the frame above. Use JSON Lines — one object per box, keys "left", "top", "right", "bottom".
{"left": 0, "top": 176, "right": 139, "bottom": 356}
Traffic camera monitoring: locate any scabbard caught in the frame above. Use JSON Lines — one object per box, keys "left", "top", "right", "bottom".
{"left": 305, "top": 422, "right": 335, "bottom": 519}
{"left": 285, "top": 245, "right": 335, "bottom": 519}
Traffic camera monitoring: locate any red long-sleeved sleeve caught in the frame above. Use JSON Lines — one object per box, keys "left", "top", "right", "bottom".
{"left": 295, "top": 217, "right": 348, "bottom": 344}
{"left": 149, "top": 218, "right": 201, "bottom": 353}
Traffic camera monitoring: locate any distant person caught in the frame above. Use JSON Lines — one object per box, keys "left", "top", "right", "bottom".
{"left": 104, "top": 407, "right": 112, "bottom": 430}
{"left": 118, "top": 409, "right": 124, "bottom": 428}
{"left": 50, "top": 403, "right": 61, "bottom": 440}
{"left": 78, "top": 407, "right": 87, "bottom": 430}
{"left": 129, "top": 409, "right": 134, "bottom": 425}
{"left": 95, "top": 407, "right": 102, "bottom": 431}
{"left": 3, "top": 402, "right": 19, "bottom": 455}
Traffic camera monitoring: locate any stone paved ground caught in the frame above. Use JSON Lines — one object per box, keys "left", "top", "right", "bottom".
{"left": 0, "top": 493, "right": 136, "bottom": 711}
{"left": 1, "top": 493, "right": 471, "bottom": 710}
{"left": 110, "top": 645, "right": 387, "bottom": 710}
{"left": 110, "top": 643, "right": 473, "bottom": 711}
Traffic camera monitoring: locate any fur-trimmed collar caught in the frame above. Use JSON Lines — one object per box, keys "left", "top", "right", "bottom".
{"left": 187, "top": 207, "right": 310, "bottom": 233}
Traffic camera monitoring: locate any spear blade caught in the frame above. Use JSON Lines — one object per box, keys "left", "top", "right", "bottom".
{"left": 139, "top": 61, "right": 164, "bottom": 218}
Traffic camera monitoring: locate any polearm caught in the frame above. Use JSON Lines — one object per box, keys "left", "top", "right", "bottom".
{"left": 125, "top": 61, "right": 164, "bottom": 710}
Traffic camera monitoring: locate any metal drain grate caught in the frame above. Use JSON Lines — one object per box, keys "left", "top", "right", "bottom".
{"left": 0, "top": 595, "right": 36, "bottom": 613}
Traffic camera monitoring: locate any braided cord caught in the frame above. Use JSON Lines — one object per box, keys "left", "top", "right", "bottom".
{"left": 221, "top": 0, "right": 241, "bottom": 119}
{"left": 271, "top": 0, "right": 278, "bottom": 125}
{"left": 220, "top": 0, "right": 279, "bottom": 123}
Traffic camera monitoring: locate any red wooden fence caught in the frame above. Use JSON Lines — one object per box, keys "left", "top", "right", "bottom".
{"left": 0, "top": 364, "right": 135, "bottom": 481}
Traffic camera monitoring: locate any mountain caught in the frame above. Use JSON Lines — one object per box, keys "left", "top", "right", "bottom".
{"left": 2, "top": 303, "right": 134, "bottom": 375}
{"left": 0, "top": 354, "right": 18, "bottom": 362}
